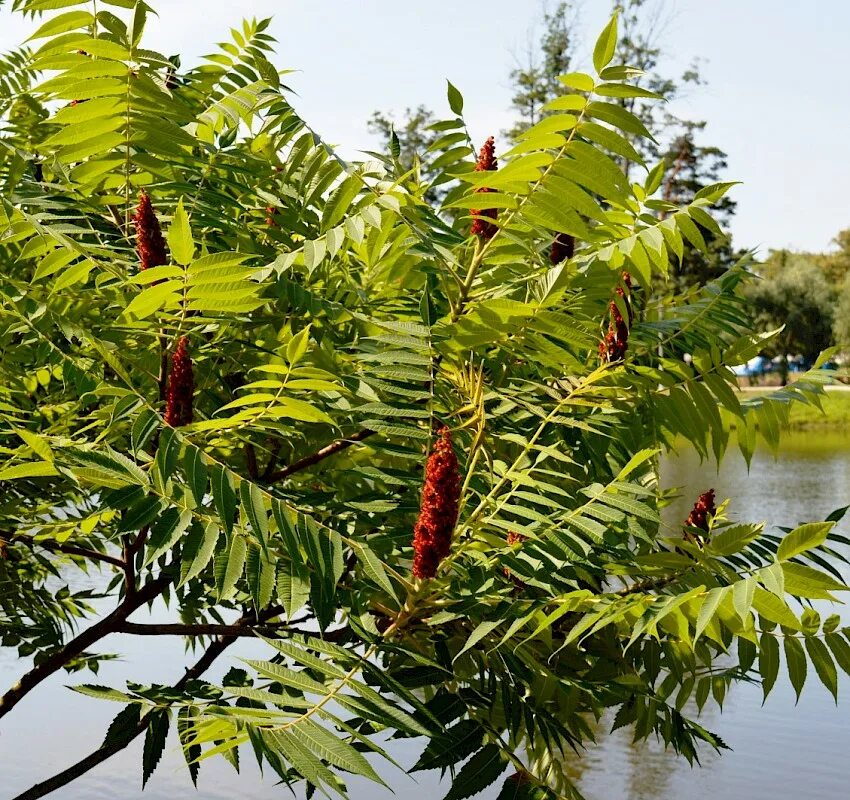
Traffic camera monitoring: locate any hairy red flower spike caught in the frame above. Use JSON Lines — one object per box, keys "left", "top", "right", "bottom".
{"left": 164, "top": 336, "right": 194, "bottom": 427}
{"left": 550, "top": 233, "right": 575, "bottom": 265}
{"left": 133, "top": 190, "right": 168, "bottom": 272}
{"left": 412, "top": 427, "right": 461, "bottom": 580}
{"left": 599, "top": 271, "right": 633, "bottom": 363}
{"left": 470, "top": 136, "right": 499, "bottom": 241}
{"left": 685, "top": 489, "right": 716, "bottom": 533}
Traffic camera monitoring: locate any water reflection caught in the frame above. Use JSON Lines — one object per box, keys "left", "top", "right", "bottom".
{"left": 2, "top": 432, "right": 849, "bottom": 799}
{"left": 575, "top": 431, "right": 850, "bottom": 800}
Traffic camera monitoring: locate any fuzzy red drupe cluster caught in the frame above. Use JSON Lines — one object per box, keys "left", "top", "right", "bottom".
{"left": 599, "top": 271, "right": 633, "bottom": 363}
{"left": 412, "top": 427, "right": 461, "bottom": 580}
{"left": 549, "top": 233, "right": 575, "bottom": 265}
{"left": 685, "top": 488, "right": 716, "bottom": 532}
{"left": 470, "top": 136, "right": 499, "bottom": 241}
{"left": 164, "top": 336, "right": 194, "bottom": 428}
{"left": 132, "top": 190, "right": 168, "bottom": 272}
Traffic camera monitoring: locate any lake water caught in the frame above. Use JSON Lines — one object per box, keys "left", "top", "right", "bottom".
{"left": 3, "top": 431, "right": 850, "bottom": 800}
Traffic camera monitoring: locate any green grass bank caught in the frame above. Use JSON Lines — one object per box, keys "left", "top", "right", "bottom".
{"left": 738, "top": 388, "right": 850, "bottom": 429}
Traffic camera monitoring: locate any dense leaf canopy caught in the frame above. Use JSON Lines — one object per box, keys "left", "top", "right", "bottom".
{"left": 0, "top": 4, "right": 847, "bottom": 800}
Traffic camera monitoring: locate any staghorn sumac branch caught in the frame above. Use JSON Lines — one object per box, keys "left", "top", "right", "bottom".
{"left": 0, "top": 573, "right": 172, "bottom": 721}
{"left": 9, "top": 607, "right": 318, "bottom": 800}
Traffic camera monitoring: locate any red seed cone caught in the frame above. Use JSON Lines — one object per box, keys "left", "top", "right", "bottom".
{"left": 470, "top": 136, "right": 499, "bottom": 241}
{"left": 133, "top": 190, "right": 168, "bottom": 272}
{"left": 164, "top": 336, "right": 194, "bottom": 427}
{"left": 412, "top": 427, "right": 461, "bottom": 580}
{"left": 549, "top": 233, "right": 575, "bottom": 264}
{"left": 685, "top": 489, "right": 716, "bottom": 532}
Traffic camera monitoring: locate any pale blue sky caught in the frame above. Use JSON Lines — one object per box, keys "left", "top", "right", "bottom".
{"left": 2, "top": 1, "right": 848, "bottom": 255}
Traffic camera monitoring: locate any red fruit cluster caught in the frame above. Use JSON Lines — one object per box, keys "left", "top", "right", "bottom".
{"left": 685, "top": 489, "right": 716, "bottom": 532}
{"left": 412, "top": 427, "right": 461, "bottom": 580}
{"left": 164, "top": 337, "right": 194, "bottom": 427}
{"left": 265, "top": 205, "right": 278, "bottom": 227}
{"left": 470, "top": 136, "right": 499, "bottom": 241}
{"left": 598, "top": 272, "right": 633, "bottom": 363}
{"left": 550, "top": 233, "right": 575, "bottom": 265}
{"left": 133, "top": 190, "right": 168, "bottom": 272}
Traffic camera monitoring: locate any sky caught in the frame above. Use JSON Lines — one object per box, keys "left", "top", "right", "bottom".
{"left": 1, "top": 0, "right": 848, "bottom": 256}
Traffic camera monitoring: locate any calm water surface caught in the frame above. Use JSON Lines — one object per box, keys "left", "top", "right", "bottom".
{"left": 2, "top": 432, "right": 849, "bottom": 799}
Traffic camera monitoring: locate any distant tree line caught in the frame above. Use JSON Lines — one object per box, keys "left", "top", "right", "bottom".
{"left": 746, "top": 228, "right": 850, "bottom": 377}
{"left": 369, "top": 0, "right": 741, "bottom": 293}
{"left": 368, "top": 0, "right": 849, "bottom": 378}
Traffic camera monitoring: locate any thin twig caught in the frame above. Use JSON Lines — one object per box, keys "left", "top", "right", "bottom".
{"left": 0, "top": 534, "right": 125, "bottom": 570}
{"left": 266, "top": 429, "right": 375, "bottom": 483}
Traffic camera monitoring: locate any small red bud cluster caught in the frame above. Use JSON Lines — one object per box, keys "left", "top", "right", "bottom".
{"left": 504, "top": 530, "right": 528, "bottom": 587}
{"left": 265, "top": 205, "right": 278, "bottom": 227}
{"left": 549, "top": 233, "right": 575, "bottom": 265}
{"left": 507, "top": 530, "right": 527, "bottom": 547}
{"left": 412, "top": 427, "right": 461, "bottom": 580}
{"left": 685, "top": 489, "right": 716, "bottom": 532}
{"left": 133, "top": 190, "right": 168, "bottom": 272}
{"left": 164, "top": 337, "right": 194, "bottom": 428}
{"left": 598, "top": 272, "right": 633, "bottom": 363}
{"left": 470, "top": 136, "right": 499, "bottom": 241}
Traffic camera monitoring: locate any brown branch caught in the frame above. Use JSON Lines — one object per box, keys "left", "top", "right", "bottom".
{"left": 0, "top": 574, "right": 171, "bottom": 721}
{"left": 266, "top": 429, "right": 375, "bottom": 483}
{"left": 116, "top": 620, "right": 351, "bottom": 642}
{"left": 244, "top": 442, "right": 259, "bottom": 480}
{"left": 9, "top": 605, "right": 293, "bottom": 800}
{"left": 260, "top": 438, "right": 282, "bottom": 481}
{"left": 129, "top": 524, "right": 149, "bottom": 558}
{"left": 117, "top": 621, "right": 288, "bottom": 637}
{"left": 0, "top": 534, "right": 125, "bottom": 570}
{"left": 121, "top": 535, "right": 136, "bottom": 597}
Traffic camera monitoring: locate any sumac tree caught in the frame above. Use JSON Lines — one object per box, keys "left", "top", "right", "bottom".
{"left": 0, "top": 4, "right": 847, "bottom": 800}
